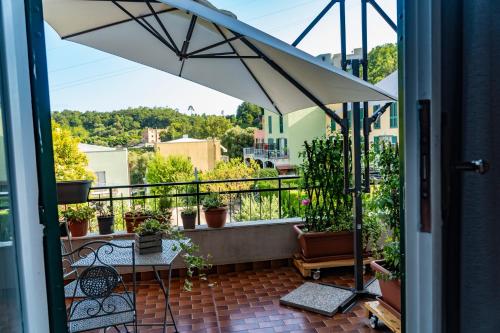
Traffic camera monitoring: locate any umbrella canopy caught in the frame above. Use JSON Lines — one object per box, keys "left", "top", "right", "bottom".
{"left": 43, "top": 0, "right": 395, "bottom": 117}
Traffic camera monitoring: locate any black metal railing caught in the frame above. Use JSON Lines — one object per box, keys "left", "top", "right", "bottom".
{"left": 87, "top": 175, "right": 304, "bottom": 232}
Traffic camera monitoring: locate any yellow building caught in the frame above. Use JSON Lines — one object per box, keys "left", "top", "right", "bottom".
{"left": 155, "top": 135, "right": 225, "bottom": 171}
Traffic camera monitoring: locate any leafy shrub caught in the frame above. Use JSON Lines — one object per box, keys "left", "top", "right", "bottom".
{"left": 373, "top": 143, "right": 401, "bottom": 279}
{"left": 61, "top": 205, "right": 96, "bottom": 223}
{"left": 202, "top": 193, "right": 225, "bottom": 209}
{"left": 237, "top": 195, "right": 280, "bottom": 221}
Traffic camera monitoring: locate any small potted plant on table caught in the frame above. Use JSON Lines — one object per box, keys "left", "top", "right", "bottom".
{"left": 202, "top": 193, "right": 227, "bottom": 228}
{"left": 61, "top": 205, "right": 96, "bottom": 237}
{"left": 94, "top": 202, "right": 114, "bottom": 235}
{"left": 134, "top": 218, "right": 167, "bottom": 254}
{"left": 370, "top": 143, "right": 401, "bottom": 316}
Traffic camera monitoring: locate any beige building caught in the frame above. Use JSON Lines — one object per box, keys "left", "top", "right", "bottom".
{"left": 155, "top": 135, "right": 225, "bottom": 171}
{"left": 142, "top": 128, "right": 168, "bottom": 145}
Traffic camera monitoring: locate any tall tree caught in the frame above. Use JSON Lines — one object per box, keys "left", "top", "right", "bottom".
{"left": 235, "top": 102, "right": 263, "bottom": 129}
{"left": 368, "top": 43, "right": 397, "bottom": 84}
{"left": 222, "top": 126, "right": 256, "bottom": 158}
{"left": 52, "top": 122, "right": 94, "bottom": 181}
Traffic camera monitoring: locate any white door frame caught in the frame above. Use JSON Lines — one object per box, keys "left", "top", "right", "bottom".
{"left": 0, "top": 0, "right": 50, "bottom": 331}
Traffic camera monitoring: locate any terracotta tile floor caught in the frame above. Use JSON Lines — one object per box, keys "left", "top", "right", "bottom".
{"left": 88, "top": 266, "right": 390, "bottom": 333}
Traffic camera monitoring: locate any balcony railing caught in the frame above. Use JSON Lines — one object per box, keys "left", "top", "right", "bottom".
{"left": 243, "top": 147, "right": 289, "bottom": 160}
{"left": 86, "top": 175, "right": 304, "bottom": 232}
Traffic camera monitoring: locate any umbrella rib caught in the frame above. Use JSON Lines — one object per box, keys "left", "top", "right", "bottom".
{"left": 62, "top": 8, "right": 177, "bottom": 40}
{"left": 213, "top": 24, "right": 283, "bottom": 116}
{"left": 111, "top": 0, "right": 177, "bottom": 54}
{"left": 179, "top": 15, "right": 198, "bottom": 77}
{"left": 238, "top": 34, "right": 344, "bottom": 128}
{"left": 145, "top": 0, "right": 180, "bottom": 54}
{"left": 185, "top": 35, "right": 242, "bottom": 57}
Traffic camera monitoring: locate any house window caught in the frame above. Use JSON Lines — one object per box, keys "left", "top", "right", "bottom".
{"left": 390, "top": 103, "right": 398, "bottom": 128}
{"left": 268, "top": 138, "right": 274, "bottom": 149}
{"left": 95, "top": 171, "right": 106, "bottom": 186}
{"left": 268, "top": 115, "right": 273, "bottom": 134}
{"left": 373, "top": 105, "right": 381, "bottom": 129}
{"left": 279, "top": 116, "right": 284, "bottom": 133}
{"left": 391, "top": 136, "right": 398, "bottom": 145}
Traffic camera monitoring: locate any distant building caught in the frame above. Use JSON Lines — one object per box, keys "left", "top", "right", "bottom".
{"left": 244, "top": 48, "right": 398, "bottom": 172}
{"left": 142, "top": 128, "right": 168, "bottom": 145}
{"left": 155, "top": 135, "right": 227, "bottom": 171}
{"left": 78, "top": 143, "right": 130, "bottom": 197}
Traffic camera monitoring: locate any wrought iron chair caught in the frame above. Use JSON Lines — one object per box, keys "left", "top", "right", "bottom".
{"left": 61, "top": 224, "right": 85, "bottom": 298}
{"left": 64, "top": 241, "right": 137, "bottom": 333}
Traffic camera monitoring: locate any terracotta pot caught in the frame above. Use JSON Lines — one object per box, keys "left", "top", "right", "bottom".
{"left": 293, "top": 224, "right": 353, "bottom": 259}
{"left": 68, "top": 219, "right": 89, "bottom": 237}
{"left": 181, "top": 213, "right": 197, "bottom": 230}
{"left": 203, "top": 206, "right": 227, "bottom": 228}
{"left": 97, "top": 215, "right": 114, "bottom": 235}
{"left": 124, "top": 214, "right": 151, "bottom": 233}
{"left": 370, "top": 260, "right": 401, "bottom": 314}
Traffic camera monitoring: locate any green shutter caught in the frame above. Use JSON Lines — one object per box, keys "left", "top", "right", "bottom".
{"left": 373, "top": 105, "right": 381, "bottom": 129}
{"left": 268, "top": 115, "right": 272, "bottom": 133}
{"left": 330, "top": 118, "right": 336, "bottom": 131}
{"left": 391, "top": 136, "right": 397, "bottom": 144}
{"left": 374, "top": 136, "right": 380, "bottom": 152}
{"left": 279, "top": 116, "right": 283, "bottom": 133}
{"left": 390, "top": 104, "right": 398, "bottom": 128}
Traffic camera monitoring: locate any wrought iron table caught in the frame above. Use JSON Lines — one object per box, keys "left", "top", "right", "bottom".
{"left": 72, "top": 239, "right": 185, "bottom": 333}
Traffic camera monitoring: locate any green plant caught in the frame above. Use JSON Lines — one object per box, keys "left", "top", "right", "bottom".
{"left": 300, "top": 134, "right": 352, "bottom": 232}
{"left": 0, "top": 210, "right": 10, "bottom": 242}
{"left": 61, "top": 205, "right": 96, "bottom": 223}
{"left": 362, "top": 192, "right": 384, "bottom": 257}
{"left": 134, "top": 218, "right": 168, "bottom": 236}
{"left": 93, "top": 201, "right": 113, "bottom": 217}
{"left": 182, "top": 206, "right": 197, "bottom": 216}
{"left": 125, "top": 205, "right": 154, "bottom": 217}
{"left": 238, "top": 194, "right": 280, "bottom": 221}
{"left": 202, "top": 193, "right": 225, "bottom": 209}
{"left": 374, "top": 143, "right": 401, "bottom": 279}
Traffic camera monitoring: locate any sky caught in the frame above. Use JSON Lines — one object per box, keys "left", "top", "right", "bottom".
{"left": 45, "top": 0, "right": 397, "bottom": 115}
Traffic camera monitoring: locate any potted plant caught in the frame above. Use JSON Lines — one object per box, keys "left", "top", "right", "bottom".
{"left": 134, "top": 218, "right": 168, "bottom": 254}
{"left": 181, "top": 206, "right": 197, "bottom": 230}
{"left": 370, "top": 143, "right": 401, "bottom": 316}
{"left": 202, "top": 193, "right": 227, "bottom": 228}
{"left": 294, "top": 135, "right": 354, "bottom": 260}
{"left": 61, "top": 205, "right": 96, "bottom": 237}
{"left": 56, "top": 180, "right": 92, "bottom": 205}
{"left": 124, "top": 206, "right": 153, "bottom": 233}
{"left": 153, "top": 196, "right": 173, "bottom": 224}
{"left": 93, "top": 202, "right": 114, "bottom": 235}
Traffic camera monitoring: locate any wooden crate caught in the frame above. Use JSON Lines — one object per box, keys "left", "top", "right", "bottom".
{"left": 134, "top": 233, "right": 162, "bottom": 254}
{"left": 364, "top": 301, "right": 401, "bottom": 333}
{"left": 293, "top": 257, "right": 373, "bottom": 278}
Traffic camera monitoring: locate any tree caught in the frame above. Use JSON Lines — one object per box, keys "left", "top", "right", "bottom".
{"left": 201, "top": 158, "right": 259, "bottom": 194}
{"left": 221, "top": 126, "right": 256, "bottom": 158}
{"left": 145, "top": 154, "right": 194, "bottom": 195}
{"left": 128, "top": 150, "right": 154, "bottom": 184}
{"left": 52, "top": 122, "right": 94, "bottom": 181}
{"left": 368, "top": 43, "right": 397, "bottom": 84}
{"left": 235, "top": 102, "right": 262, "bottom": 129}
{"left": 159, "top": 131, "right": 171, "bottom": 142}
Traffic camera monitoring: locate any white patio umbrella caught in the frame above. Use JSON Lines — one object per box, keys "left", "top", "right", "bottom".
{"left": 43, "top": 0, "right": 395, "bottom": 118}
